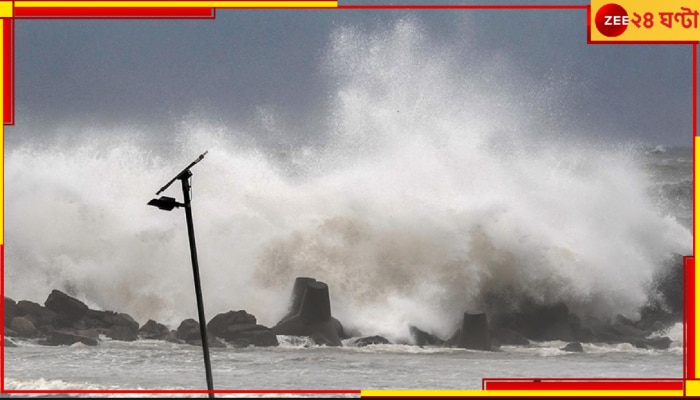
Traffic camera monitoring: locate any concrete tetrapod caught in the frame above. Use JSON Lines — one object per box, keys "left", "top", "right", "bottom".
{"left": 272, "top": 278, "right": 344, "bottom": 346}
{"left": 456, "top": 312, "right": 493, "bottom": 351}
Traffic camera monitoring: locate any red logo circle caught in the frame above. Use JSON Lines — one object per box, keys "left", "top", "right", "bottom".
{"left": 595, "top": 3, "right": 629, "bottom": 37}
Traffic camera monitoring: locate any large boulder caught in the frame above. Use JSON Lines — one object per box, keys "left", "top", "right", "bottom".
{"left": 15, "top": 300, "right": 57, "bottom": 331}
{"left": 44, "top": 290, "right": 89, "bottom": 326}
{"left": 138, "top": 320, "right": 172, "bottom": 340}
{"left": 351, "top": 335, "right": 390, "bottom": 347}
{"left": 272, "top": 279, "right": 344, "bottom": 347}
{"left": 176, "top": 318, "right": 202, "bottom": 342}
{"left": 409, "top": 326, "right": 445, "bottom": 347}
{"left": 176, "top": 318, "right": 233, "bottom": 347}
{"left": 106, "top": 325, "right": 138, "bottom": 341}
{"left": 207, "top": 311, "right": 278, "bottom": 347}
{"left": 46, "top": 329, "right": 98, "bottom": 346}
{"left": 561, "top": 342, "right": 584, "bottom": 352}
{"left": 81, "top": 310, "right": 139, "bottom": 341}
{"left": 4, "top": 297, "right": 17, "bottom": 326}
{"left": 208, "top": 310, "right": 256, "bottom": 337}
{"left": 9, "top": 317, "right": 36, "bottom": 338}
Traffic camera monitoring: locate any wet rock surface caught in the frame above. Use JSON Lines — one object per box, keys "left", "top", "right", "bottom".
{"left": 3, "top": 255, "right": 683, "bottom": 352}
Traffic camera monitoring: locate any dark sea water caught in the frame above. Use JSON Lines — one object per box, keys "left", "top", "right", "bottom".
{"left": 3, "top": 327, "right": 685, "bottom": 393}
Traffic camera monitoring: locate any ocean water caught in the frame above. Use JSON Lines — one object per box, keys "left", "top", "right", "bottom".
{"left": 3, "top": 18, "right": 692, "bottom": 393}
{"left": 3, "top": 325, "right": 685, "bottom": 393}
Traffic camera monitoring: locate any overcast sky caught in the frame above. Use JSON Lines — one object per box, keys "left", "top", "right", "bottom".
{"left": 7, "top": 1, "right": 698, "bottom": 147}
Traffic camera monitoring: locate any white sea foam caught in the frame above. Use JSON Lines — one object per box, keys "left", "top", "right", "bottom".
{"left": 3, "top": 378, "right": 353, "bottom": 397}
{"left": 5, "top": 19, "right": 691, "bottom": 343}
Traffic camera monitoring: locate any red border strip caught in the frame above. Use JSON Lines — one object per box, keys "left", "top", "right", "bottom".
{"left": 3, "top": 19, "right": 13, "bottom": 125}
{"left": 338, "top": 5, "right": 586, "bottom": 9}
{"left": 483, "top": 381, "right": 683, "bottom": 391}
{"left": 686, "top": 257, "right": 695, "bottom": 380}
{"left": 14, "top": 7, "right": 215, "bottom": 18}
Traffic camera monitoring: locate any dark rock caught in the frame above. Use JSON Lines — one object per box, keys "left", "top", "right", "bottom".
{"left": 655, "top": 253, "right": 684, "bottom": 314}
{"left": 272, "top": 279, "right": 343, "bottom": 347}
{"left": 80, "top": 310, "right": 139, "bottom": 340}
{"left": 645, "top": 336, "right": 673, "bottom": 350}
{"left": 47, "top": 329, "right": 98, "bottom": 346}
{"left": 409, "top": 325, "right": 445, "bottom": 346}
{"left": 71, "top": 319, "right": 87, "bottom": 331}
{"left": 76, "top": 329, "right": 100, "bottom": 339}
{"left": 638, "top": 305, "right": 679, "bottom": 332}
{"left": 176, "top": 319, "right": 202, "bottom": 342}
{"left": 496, "top": 300, "right": 577, "bottom": 342}
{"left": 44, "top": 290, "right": 89, "bottom": 325}
{"left": 633, "top": 254, "right": 685, "bottom": 332}
{"left": 138, "top": 319, "right": 171, "bottom": 340}
{"left": 207, "top": 310, "right": 278, "bottom": 347}
{"left": 84, "top": 312, "right": 139, "bottom": 341}
{"left": 310, "top": 330, "right": 341, "bottom": 346}
{"left": 571, "top": 323, "right": 597, "bottom": 343}
{"left": 207, "top": 310, "right": 256, "bottom": 338}
{"left": 332, "top": 317, "right": 349, "bottom": 340}
{"left": 113, "top": 313, "right": 139, "bottom": 331}
{"left": 106, "top": 325, "right": 138, "bottom": 341}
{"left": 4, "top": 297, "right": 17, "bottom": 326}
{"left": 4, "top": 338, "right": 16, "bottom": 348}
{"left": 238, "top": 329, "right": 279, "bottom": 347}
{"left": 561, "top": 342, "right": 584, "bottom": 352}
{"left": 611, "top": 316, "right": 650, "bottom": 338}
{"left": 491, "top": 327, "right": 530, "bottom": 346}
{"left": 4, "top": 328, "right": 18, "bottom": 337}
{"left": 352, "top": 335, "right": 391, "bottom": 347}
{"left": 165, "top": 330, "right": 185, "bottom": 344}
{"left": 15, "top": 300, "right": 57, "bottom": 329}
{"left": 455, "top": 312, "right": 493, "bottom": 351}
{"left": 9, "top": 317, "right": 36, "bottom": 338}
{"left": 626, "top": 336, "right": 672, "bottom": 350}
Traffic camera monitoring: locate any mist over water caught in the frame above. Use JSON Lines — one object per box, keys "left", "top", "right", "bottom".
{"left": 5, "top": 19, "right": 691, "bottom": 342}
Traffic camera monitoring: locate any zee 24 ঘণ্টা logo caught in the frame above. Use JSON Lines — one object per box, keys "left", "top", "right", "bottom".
{"left": 594, "top": 2, "right": 699, "bottom": 39}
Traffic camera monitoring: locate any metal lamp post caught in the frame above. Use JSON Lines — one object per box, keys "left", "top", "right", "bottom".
{"left": 148, "top": 151, "right": 214, "bottom": 398}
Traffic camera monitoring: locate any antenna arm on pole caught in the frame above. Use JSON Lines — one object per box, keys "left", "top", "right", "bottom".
{"left": 155, "top": 151, "right": 208, "bottom": 195}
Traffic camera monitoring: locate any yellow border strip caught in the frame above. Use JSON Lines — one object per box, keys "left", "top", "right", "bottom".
{"left": 687, "top": 380, "right": 700, "bottom": 396}
{"left": 686, "top": 136, "right": 700, "bottom": 382}
{"left": 360, "top": 390, "right": 684, "bottom": 397}
{"left": 15, "top": 1, "right": 337, "bottom": 8}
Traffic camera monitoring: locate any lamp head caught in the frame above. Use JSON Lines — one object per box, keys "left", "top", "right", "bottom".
{"left": 147, "top": 196, "right": 183, "bottom": 211}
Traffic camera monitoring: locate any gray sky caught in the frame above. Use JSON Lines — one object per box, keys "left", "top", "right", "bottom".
{"left": 7, "top": 2, "right": 697, "bottom": 147}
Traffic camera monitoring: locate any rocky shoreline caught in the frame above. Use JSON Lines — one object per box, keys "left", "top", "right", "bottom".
{"left": 3, "top": 255, "right": 684, "bottom": 353}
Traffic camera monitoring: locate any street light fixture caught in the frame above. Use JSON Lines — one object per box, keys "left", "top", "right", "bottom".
{"left": 148, "top": 151, "right": 214, "bottom": 398}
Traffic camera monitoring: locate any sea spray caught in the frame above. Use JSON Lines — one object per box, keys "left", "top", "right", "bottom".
{"left": 5, "top": 18, "right": 691, "bottom": 342}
